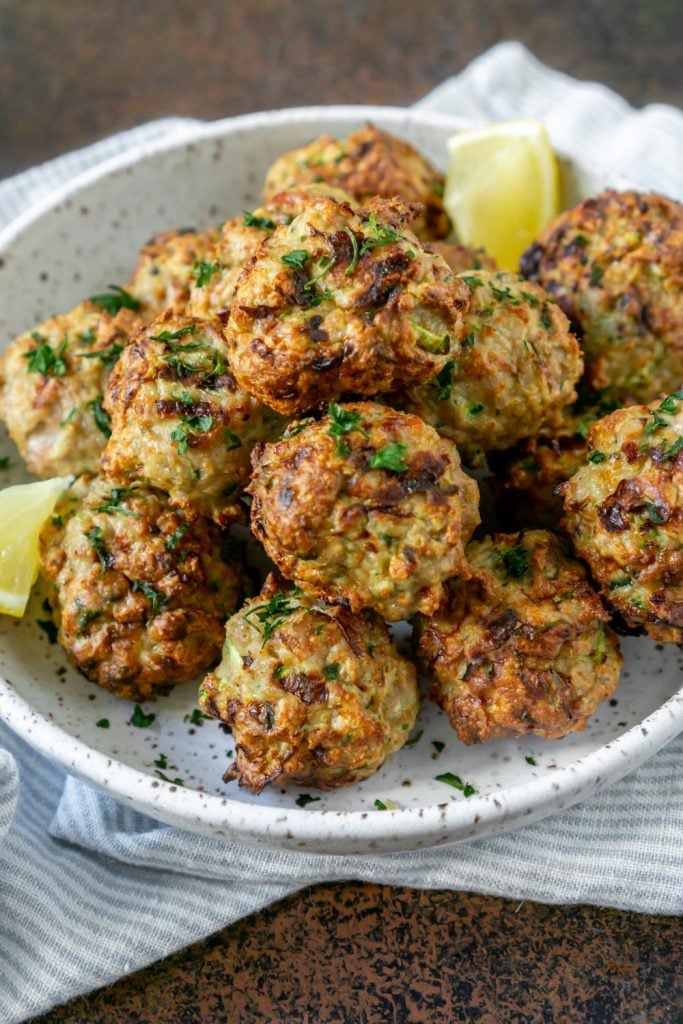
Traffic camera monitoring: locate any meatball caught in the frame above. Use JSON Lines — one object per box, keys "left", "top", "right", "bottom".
{"left": 249, "top": 402, "right": 480, "bottom": 621}
{"left": 102, "top": 312, "right": 284, "bottom": 525}
{"left": 187, "top": 185, "right": 355, "bottom": 321}
{"left": 39, "top": 476, "right": 245, "bottom": 701}
{"left": 262, "top": 122, "right": 450, "bottom": 240}
{"left": 429, "top": 241, "right": 497, "bottom": 274}
{"left": 520, "top": 190, "right": 683, "bottom": 403}
{"left": 562, "top": 392, "right": 683, "bottom": 644}
{"left": 226, "top": 194, "right": 471, "bottom": 415}
{"left": 398, "top": 271, "right": 582, "bottom": 458}
{"left": 124, "top": 227, "right": 218, "bottom": 322}
{"left": 0, "top": 302, "right": 141, "bottom": 477}
{"left": 198, "top": 574, "right": 420, "bottom": 792}
{"left": 415, "top": 530, "right": 622, "bottom": 743}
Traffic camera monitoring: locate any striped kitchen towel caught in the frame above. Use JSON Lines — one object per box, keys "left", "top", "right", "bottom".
{"left": 1, "top": 41, "right": 682, "bottom": 1024}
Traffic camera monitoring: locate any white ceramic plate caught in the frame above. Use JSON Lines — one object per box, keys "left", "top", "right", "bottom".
{"left": 0, "top": 106, "right": 681, "bottom": 854}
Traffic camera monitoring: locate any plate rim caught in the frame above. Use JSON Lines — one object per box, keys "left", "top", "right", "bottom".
{"left": 1, "top": 104, "right": 681, "bottom": 852}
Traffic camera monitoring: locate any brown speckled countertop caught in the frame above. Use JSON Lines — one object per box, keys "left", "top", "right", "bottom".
{"left": 3, "top": 2, "right": 681, "bottom": 1021}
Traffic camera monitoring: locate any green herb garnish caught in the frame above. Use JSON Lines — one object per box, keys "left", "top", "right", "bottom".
{"left": 327, "top": 402, "right": 368, "bottom": 456}
{"left": 432, "top": 741, "right": 445, "bottom": 754}
{"left": 79, "top": 342, "right": 123, "bottom": 371}
{"left": 243, "top": 210, "right": 275, "bottom": 230}
{"left": 224, "top": 430, "right": 242, "bottom": 451}
{"left": 243, "top": 589, "right": 302, "bottom": 646}
{"left": 280, "top": 418, "right": 314, "bottom": 440}
{"left": 96, "top": 719, "right": 110, "bottom": 729}
{"left": 461, "top": 275, "right": 484, "bottom": 289}
{"left": 502, "top": 545, "right": 529, "bottom": 580}
{"left": 85, "top": 525, "right": 109, "bottom": 574}
{"left": 130, "top": 704, "right": 156, "bottom": 728}
{"left": 323, "top": 663, "right": 340, "bottom": 680}
{"left": 435, "top": 772, "right": 476, "bottom": 797}
{"left": 131, "top": 580, "right": 164, "bottom": 615}
{"left": 588, "top": 451, "right": 607, "bottom": 464}
{"left": 171, "top": 414, "right": 214, "bottom": 455}
{"left": 374, "top": 799, "right": 388, "bottom": 810}
{"left": 37, "top": 619, "right": 58, "bottom": 643}
{"left": 23, "top": 337, "right": 68, "bottom": 377}
{"left": 165, "top": 524, "right": 188, "bottom": 551}
{"left": 344, "top": 227, "right": 360, "bottom": 275}
{"left": 190, "top": 260, "right": 221, "bottom": 287}
{"left": 410, "top": 321, "right": 450, "bottom": 354}
{"left": 89, "top": 285, "right": 141, "bottom": 314}
{"left": 183, "top": 709, "right": 211, "bottom": 726}
{"left": 358, "top": 213, "right": 404, "bottom": 255}
{"left": 151, "top": 324, "right": 198, "bottom": 342}
{"left": 87, "top": 395, "right": 112, "bottom": 437}
{"left": 525, "top": 755, "right": 537, "bottom": 766}
{"left": 295, "top": 793, "right": 321, "bottom": 807}
{"left": 434, "top": 361, "right": 455, "bottom": 400}
{"left": 369, "top": 442, "right": 408, "bottom": 473}
{"left": 92, "top": 486, "right": 141, "bottom": 517}
{"left": 155, "top": 770, "right": 184, "bottom": 785}
{"left": 589, "top": 265, "right": 603, "bottom": 286}
{"left": 281, "top": 249, "right": 310, "bottom": 271}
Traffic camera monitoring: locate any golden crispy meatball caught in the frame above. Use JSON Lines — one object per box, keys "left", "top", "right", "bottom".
{"left": 124, "top": 227, "right": 218, "bottom": 322}
{"left": 262, "top": 122, "right": 450, "bottom": 240}
{"left": 520, "top": 190, "right": 683, "bottom": 403}
{"left": 562, "top": 392, "right": 683, "bottom": 643}
{"left": 249, "top": 402, "right": 480, "bottom": 621}
{"left": 415, "top": 530, "right": 622, "bottom": 743}
{"left": 199, "top": 574, "right": 420, "bottom": 792}
{"left": 102, "top": 312, "right": 284, "bottom": 525}
{"left": 39, "top": 476, "right": 245, "bottom": 701}
{"left": 0, "top": 303, "right": 141, "bottom": 477}
{"left": 226, "top": 195, "right": 471, "bottom": 415}
{"left": 187, "top": 186, "right": 356, "bottom": 322}
{"left": 398, "top": 272, "right": 582, "bottom": 458}
{"left": 429, "top": 241, "right": 497, "bottom": 274}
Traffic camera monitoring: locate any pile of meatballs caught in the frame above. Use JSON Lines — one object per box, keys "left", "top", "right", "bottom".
{"left": 1, "top": 124, "right": 681, "bottom": 796}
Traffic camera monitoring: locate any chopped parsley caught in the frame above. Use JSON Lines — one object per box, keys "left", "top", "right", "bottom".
{"left": 130, "top": 704, "right": 156, "bottom": 728}
{"left": 502, "top": 545, "right": 529, "bottom": 580}
{"left": 295, "top": 793, "right": 320, "bottom": 807}
{"left": 589, "top": 265, "right": 603, "bottom": 286}
{"left": 184, "top": 708, "right": 212, "bottom": 726}
{"left": 85, "top": 525, "right": 109, "bottom": 574}
{"left": 224, "top": 430, "right": 242, "bottom": 451}
{"left": 435, "top": 772, "right": 476, "bottom": 797}
{"left": 131, "top": 580, "right": 164, "bottom": 615}
{"left": 76, "top": 607, "right": 101, "bottom": 634}
{"left": 165, "top": 523, "right": 188, "bottom": 551}
{"left": 540, "top": 308, "right": 553, "bottom": 330}
{"left": 369, "top": 442, "right": 409, "bottom": 473}
{"left": 79, "top": 342, "right": 123, "bottom": 371}
{"left": 280, "top": 418, "right": 314, "bottom": 440}
{"left": 89, "top": 285, "right": 141, "bottom": 314}
{"left": 327, "top": 402, "right": 368, "bottom": 457}
{"left": 358, "top": 213, "right": 405, "bottom": 255}
{"left": 588, "top": 451, "right": 607, "bottom": 464}
{"left": 171, "top": 414, "right": 213, "bottom": 455}
{"left": 323, "top": 663, "right": 340, "bottom": 680}
{"left": 374, "top": 799, "right": 388, "bottom": 810}
{"left": 37, "top": 619, "right": 58, "bottom": 644}
{"left": 190, "top": 259, "right": 221, "bottom": 287}
{"left": 644, "top": 390, "right": 683, "bottom": 435}
{"left": 95, "top": 719, "right": 110, "bottom": 729}
{"left": 525, "top": 755, "right": 537, "bottom": 766}
{"left": 644, "top": 501, "right": 666, "bottom": 525}
{"left": 434, "top": 361, "right": 455, "bottom": 400}
{"left": 432, "top": 741, "right": 445, "bottom": 754}
{"left": 281, "top": 249, "right": 310, "bottom": 271}
{"left": 609, "top": 576, "right": 632, "bottom": 590}
{"left": 489, "top": 282, "right": 521, "bottom": 305}
{"left": 243, "top": 589, "right": 302, "bottom": 646}
{"left": 461, "top": 275, "right": 484, "bottom": 289}
{"left": 303, "top": 254, "right": 336, "bottom": 294}
{"left": 151, "top": 324, "right": 198, "bottom": 342}
{"left": 243, "top": 210, "right": 275, "bottom": 230}
{"left": 467, "top": 402, "right": 485, "bottom": 416}
{"left": 92, "top": 486, "right": 142, "bottom": 517}
{"left": 23, "top": 337, "right": 68, "bottom": 377}
{"left": 87, "top": 395, "right": 112, "bottom": 437}
{"left": 155, "top": 770, "right": 184, "bottom": 786}
{"left": 662, "top": 436, "right": 683, "bottom": 460}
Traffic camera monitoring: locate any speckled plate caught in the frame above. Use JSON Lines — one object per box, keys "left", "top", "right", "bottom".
{"left": 0, "top": 106, "right": 681, "bottom": 854}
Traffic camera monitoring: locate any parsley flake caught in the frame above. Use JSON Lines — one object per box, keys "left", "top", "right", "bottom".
{"left": 243, "top": 210, "right": 276, "bottom": 230}
{"left": 281, "top": 249, "right": 310, "bottom": 271}
{"left": 96, "top": 719, "right": 110, "bottom": 729}
{"left": 23, "top": 337, "right": 68, "bottom": 377}
{"left": 410, "top": 320, "right": 450, "bottom": 354}
{"left": 85, "top": 525, "right": 109, "bottom": 574}
{"left": 151, "top": 324, "right": 198, "bottom": 342}
{"left": 295, "top": 793, "right": 320, "bottom": 807}
{"left": 87, "top": 395, "right": 112, "bottom": 437}
{"left": 92, "top": 487, "right": 142, "bottom": 517}
{"left": 190, "top": 260, "right": 221, "bottom": 287}
{"left": 183, "top": 708, "right": 212, "bottom": 726}
{"left": 434, "top": 361, "right": 455, "bottom": 400}
{"left": 525, "top": 755, "right": 537, "bottom": 766}
{"left": 130, "top": 704, "right": 156, "bottom": 728}
{"left": 435, "top": 772, "right": 476, "bottom": 796}
{"left": 89, "top": 285, "right": 141, "bottom": 314}
{"left": 243, "top": 589, "right": 302, "bottom": 647}
{"left": 327, "top": 402, "right": 368, "bottom": 456}
{"left": 37, "top": 619, "right": 58, "bottom": 643}
{"left": 323, "top": 663, "right": 340, "bottom": 680}
{"left": 369, "top": 442, "right": 409, "bottom": 473}
{"left": 588, "top": 451, "right": 607, "bottom": 464}
{"left": 502, "top": 545, "right": 529, "bottom": 580}
{"left": 171, "top": 414, "right": 213, "bottom": 455}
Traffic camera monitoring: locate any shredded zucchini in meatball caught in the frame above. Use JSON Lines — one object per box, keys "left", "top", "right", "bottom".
{"left": 415, "top": 530, "right": 622, "bottom": 743}
{"left": 40, "top": 476, "right": 246, "bottom": 701}
{"left": 249, "top": 402, "right": 480, "bottom": 621}
{"left": 199, "top": 574, "right": 420, "bottom": 792}
{"left": 562, "top": 391, "right": 683, "bottom": 643}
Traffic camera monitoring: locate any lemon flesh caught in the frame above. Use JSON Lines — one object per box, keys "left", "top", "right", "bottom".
{"left": 0, "top": 477, "right": 72, "bottom": 617}
{"left": 444, "top": 120, "right": 560, "bottom": 271}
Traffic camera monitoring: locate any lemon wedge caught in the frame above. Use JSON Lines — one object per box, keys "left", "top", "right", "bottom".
{"left": 444, "top": 120, "right": 560, "bottom": 271}
{"left": 0, "top": 477, "right": 72, "bottom": 617}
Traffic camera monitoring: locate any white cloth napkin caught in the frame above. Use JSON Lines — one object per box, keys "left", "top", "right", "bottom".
{"left": 1, "top": 41, "right": 682, "bottom": 1024}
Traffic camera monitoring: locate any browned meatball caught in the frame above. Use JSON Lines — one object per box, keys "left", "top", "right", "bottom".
{"left": 102, "top": 312, "right": 284, "bottom": 524}
{"left": 521, "top": 190, "right": 683, "bottom": 403}
{"left": 187, "top": 186, "right": 356, "bottom": 321}
{"left": 199, "top": 574, "right": 420, "bottom": 792}
{"left": 0, "top": 303, "right": 141, "bottom": 477}
{"left": 39, "top": 476, "right": 245, "bottom": 701}
{"left": 125, "top": 227, "right": 218, "bottom": 322}
{"left": 562, "top": 392, "right": 683, "bottom": 643}
{"left": 226, "top": 194, "right": 470, "bottom": 415}
{"left": 415, "top": 530, "right": 623, "bottom": 744}
{"left": 249, "top": 402, "right": 480, "bottom": 621}
{"left": 262, "top": 122, "right": 450, "bottom": 239}
{"left": 497, "top": 435, "right": 589, "bottom": 530}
